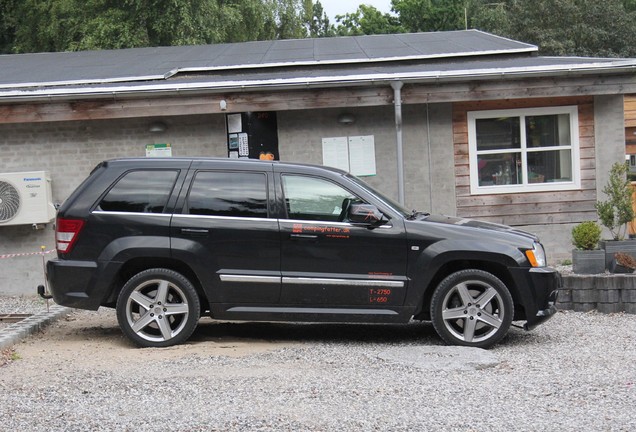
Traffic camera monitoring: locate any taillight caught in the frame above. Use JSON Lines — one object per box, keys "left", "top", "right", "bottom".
{"left": 56, "top": 218, "right": 85, "bottom": 253}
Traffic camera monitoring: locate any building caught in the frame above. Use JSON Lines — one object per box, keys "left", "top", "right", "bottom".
{"left": 2, "top": 30, "right": 635, "bottom": 295}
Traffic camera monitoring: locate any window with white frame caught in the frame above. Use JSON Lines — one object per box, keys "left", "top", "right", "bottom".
{"left": 467, "top": 106, "right": 580, "bottom": 195}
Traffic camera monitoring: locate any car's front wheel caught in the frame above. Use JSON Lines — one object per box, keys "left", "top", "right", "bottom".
{"left": 116, "top": 268, "right": 200, "bottom": 348}
{"left": 430, "top": 269, "right": 513, "bottom": 349}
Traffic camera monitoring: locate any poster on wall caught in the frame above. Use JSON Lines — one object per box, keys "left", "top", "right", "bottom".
{"left": 145, "top": 143, "right": 172, "bottom": 157}
{"left": 227, "top": 114, "right": 242, "bottom": 133}
{"left": 348, "top": 135, "right": 376, "bottom": 176}
{"left": 321, "top": 135, "right": 376, "bottom": 176}
{"left": 322, "top": 137, "right": 349, "bottom": 172}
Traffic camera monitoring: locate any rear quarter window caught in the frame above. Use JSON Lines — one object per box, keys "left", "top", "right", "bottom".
{"left": 97, "top": 170, "right": 178, "bottom": 213}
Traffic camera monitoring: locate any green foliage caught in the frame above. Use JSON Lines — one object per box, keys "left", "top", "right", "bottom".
{"left": 335, "top": 5, "right": 402, "bottom": 36}
{"left": 595, "top": 162, "right": 635, "bottom": 240}
{"left": 571, "top": 221, "right": 602, "bottom": 250}
{"left": 468, "top": 0, "right": 636, "bottom": 57}
{"left": 392, "top": 0, "right": 466, "bottom": 32}
{"left": 3, "top": 0, "right": 636, "bottom": 57}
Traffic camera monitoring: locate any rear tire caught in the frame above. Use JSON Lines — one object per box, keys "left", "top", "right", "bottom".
{"left": 430, "top": 269, "right": 513, "bottom": 349}
{"left": 116, "top": 268, "right": 200, "bottom": 348}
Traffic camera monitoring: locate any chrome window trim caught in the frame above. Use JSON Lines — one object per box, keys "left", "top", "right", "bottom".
{"left": 173, "top": 214, "right": 273, "bottom": 223}
{"left": 92, "top": 211, "right": 173, "bottom": 218}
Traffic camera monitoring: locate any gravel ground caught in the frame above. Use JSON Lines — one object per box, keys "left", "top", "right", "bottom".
{"left": 0, "top": 305, "right": 635, "bottom": 431}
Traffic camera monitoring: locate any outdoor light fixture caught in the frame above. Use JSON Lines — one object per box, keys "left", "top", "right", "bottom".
{"left": 148, "top": 121, "right": 167, "bottom": 133}
{"left": 337, "top": 113, "right": 356, "bottom": 125}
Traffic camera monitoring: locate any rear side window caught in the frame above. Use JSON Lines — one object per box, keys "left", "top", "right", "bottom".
{"left": 98, "top": 170, "right": 178, "bottom": 213}
{"left": 187, "top": 171, "right": 268, "bottom": 218}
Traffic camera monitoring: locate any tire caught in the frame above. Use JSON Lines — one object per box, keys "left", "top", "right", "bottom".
{"left": 430, "top": 269, "right": 513, "bottom": 349}
{"left": 116, "top": 268, "right": 201, "bottom": 348}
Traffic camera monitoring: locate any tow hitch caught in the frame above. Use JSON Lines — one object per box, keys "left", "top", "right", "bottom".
{"left": 37, "top": 284, "right": 53, "bottom": 300}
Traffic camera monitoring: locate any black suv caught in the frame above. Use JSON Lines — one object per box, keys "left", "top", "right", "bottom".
{"left": 46, "top": 158, "right": 559, "bottom": 348}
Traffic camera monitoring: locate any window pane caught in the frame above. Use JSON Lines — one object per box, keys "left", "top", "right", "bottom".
{"left": 282, "top": 175, "right": 357, "bottom": 221}
{"left": 476, "top": 117, "right": 521, "bottom": 151}
{"left": 527, "top": 150, "right": 572, "bottom": 183}
{"left": 188, "top": 171, "right": 268, "bottom": 218}
{"left": 477, "top": 153, "right": 522, "bottom": 186}
{"left": 526, "top": 114, "right": 571, "bottom": 148}
{"left": 99, "top": 170, "right": 177, "bottom": 213}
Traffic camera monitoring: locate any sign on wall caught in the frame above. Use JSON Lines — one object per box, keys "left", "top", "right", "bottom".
{"left": 145, "top": 143, "right": 172, "bottom": 157}
{"left": 322, "top": 135, "right": 376, "bottom": 176}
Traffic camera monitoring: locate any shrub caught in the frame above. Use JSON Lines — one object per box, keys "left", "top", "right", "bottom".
{"left": 572, "top": 221, "right": 602, "bottom": 250}
{"left": 595, "top": 161, "right": 635, "bottom": 240}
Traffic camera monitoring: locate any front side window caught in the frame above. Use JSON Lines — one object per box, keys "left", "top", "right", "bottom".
{"left": 282, "top": 175, "right": 360, "bottom": 222}
{"left": 187, "top": 171, "right": 268, "bottom": 218}
{"left": 468, "top": 106, "right": 580, "bottom": 194}
{"left": 98, "top": 170, "right": 178, "bottom": 213}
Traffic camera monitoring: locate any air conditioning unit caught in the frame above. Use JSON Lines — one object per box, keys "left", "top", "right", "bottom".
{"left": 0, "top": 171, "right": 56, "bottom": 227}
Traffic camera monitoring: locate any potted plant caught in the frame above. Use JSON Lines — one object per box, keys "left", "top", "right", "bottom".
{"left": 571, "top": 221, "right": 604, "bottom": 274}
{"left": 596, "top": 161, "right": 636, "bottom": 268}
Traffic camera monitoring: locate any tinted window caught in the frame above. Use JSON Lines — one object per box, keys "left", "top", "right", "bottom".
{"left": 282, "top": 175, "right": 359, "bottom": 222}
{"left": 187, "top": 171, "right": 268, "bottom": 218}
{"left": 98, "top": 170, "right": 178, "bottom": 213}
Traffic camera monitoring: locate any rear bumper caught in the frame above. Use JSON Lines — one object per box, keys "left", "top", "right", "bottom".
{"left": 509, "top": 266, "right": 561, "bottom": 330}
{"left": 46, "top": 259, "right": 102, "bottom": 310}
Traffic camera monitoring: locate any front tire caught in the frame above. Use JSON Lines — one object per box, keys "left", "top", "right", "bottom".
{"left": 116, "top": 268, "right": 200, "bottom": 348}
{"left": 430, "top": 269, "right": 513, "bottom": 349}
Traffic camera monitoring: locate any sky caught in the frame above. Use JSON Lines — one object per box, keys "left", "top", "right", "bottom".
{"left": 318, "top": 0, "right": 394, "bottom": 23}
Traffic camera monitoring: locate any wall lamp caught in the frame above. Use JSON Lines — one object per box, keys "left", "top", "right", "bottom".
{"left": 337, "top": 113, "right": 356, "bottom": 125}
{"left": 149, "top": 121, "right": 167, "bottom": 133}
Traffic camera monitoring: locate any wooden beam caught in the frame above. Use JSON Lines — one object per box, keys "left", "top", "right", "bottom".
{"left": 0, "top": 87, "right": 394, "bottom": 124}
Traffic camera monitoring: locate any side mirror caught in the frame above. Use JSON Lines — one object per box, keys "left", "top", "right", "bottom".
{"left": 348, "top": 203, "right": 388, "bottom": 228}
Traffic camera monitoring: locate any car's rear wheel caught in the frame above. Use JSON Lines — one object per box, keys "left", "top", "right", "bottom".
{"left": 430, "top": 269, "right": 513, "bottom": 349}
{"left": 116, "top": 268, "right": 200, "bottom": 348}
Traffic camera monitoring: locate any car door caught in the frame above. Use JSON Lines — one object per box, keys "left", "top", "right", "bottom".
{"left": 276, "top": 170, "right": 408, "bottom": 310}
{"left": 170, "top": 161, "right": 280, "bottom": 305}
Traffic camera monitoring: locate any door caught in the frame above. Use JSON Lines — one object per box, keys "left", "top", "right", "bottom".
{"left": 171, "top": 166, "right": 280, "bottom": 304}
{"left": 277, "top": 173, "right": 408, "bottom": 309}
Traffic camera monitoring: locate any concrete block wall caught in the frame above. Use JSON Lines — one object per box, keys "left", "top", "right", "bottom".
{"left": 0, "top": 114, "right": 226, "bottom": 295}
{"left": 558, "top": 274, "right": 636, "bottom": 314}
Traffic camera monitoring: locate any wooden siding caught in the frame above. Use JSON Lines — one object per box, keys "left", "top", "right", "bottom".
{"left": 453, "top": 97, "right": 596, "bottom": 226}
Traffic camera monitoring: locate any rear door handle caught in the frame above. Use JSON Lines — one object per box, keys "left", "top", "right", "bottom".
{"left": 181, "top": 228, "right": 209, "bottom": 236}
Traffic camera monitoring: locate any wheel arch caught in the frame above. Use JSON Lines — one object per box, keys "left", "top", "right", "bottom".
{"left": 103, "top": 257, "right": 207, "bottom": 309}
{"left": 412, "top": 256, "right": 524, "bottom": 321}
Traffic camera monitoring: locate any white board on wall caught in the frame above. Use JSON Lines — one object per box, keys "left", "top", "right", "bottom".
{"left": 321, "top": 135, "right": 376, "bottom": 176}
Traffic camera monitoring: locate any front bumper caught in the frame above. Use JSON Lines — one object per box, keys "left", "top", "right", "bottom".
{"left": 509, "top": 266, "right": 561, "bottom": 330}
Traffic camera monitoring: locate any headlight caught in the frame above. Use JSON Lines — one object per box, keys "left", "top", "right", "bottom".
{"left": 525, "top": 242, "right": 546, "bottom": 267}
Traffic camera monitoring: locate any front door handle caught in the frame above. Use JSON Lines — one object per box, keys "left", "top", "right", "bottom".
{"left": 290, "top": 233, "right": 318, "bottom": 240}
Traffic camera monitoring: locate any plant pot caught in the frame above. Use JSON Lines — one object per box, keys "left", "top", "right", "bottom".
{"left": 572, "top": 249, "right": 606, "bottom": 274}
{"left": 609, "top": 260, "right": 635, "bottom": 274}
{"left": 601, "top": 239, "right": 636, "bottom": 270}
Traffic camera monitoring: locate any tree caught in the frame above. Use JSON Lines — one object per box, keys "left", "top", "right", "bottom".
{"left": 392, "top": 0, "right": 466, "bottom": 32}
{"left": 308, "top": 0, "right": 335, "bottom": 37}
{"left": 468, "top": 0, "right": 636, "bottom": 57}
{"left": 335, "top": 5, "right": 402, "bottom": 36}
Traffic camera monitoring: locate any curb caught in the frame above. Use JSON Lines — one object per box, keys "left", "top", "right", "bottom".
{"left": 0, "top": 305, "right": 70, "bottom": 350}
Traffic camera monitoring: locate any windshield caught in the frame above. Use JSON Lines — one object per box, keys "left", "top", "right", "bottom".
{"left": 346, "top": 174, "right": 413, "bottom": 218}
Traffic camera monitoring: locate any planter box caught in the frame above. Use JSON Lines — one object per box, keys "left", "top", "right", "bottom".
{"left": 572, "top": 249, "right": 605, "bottom": 274}
{"left": 601, "top": 239, "right": 636, "bottom": 269}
